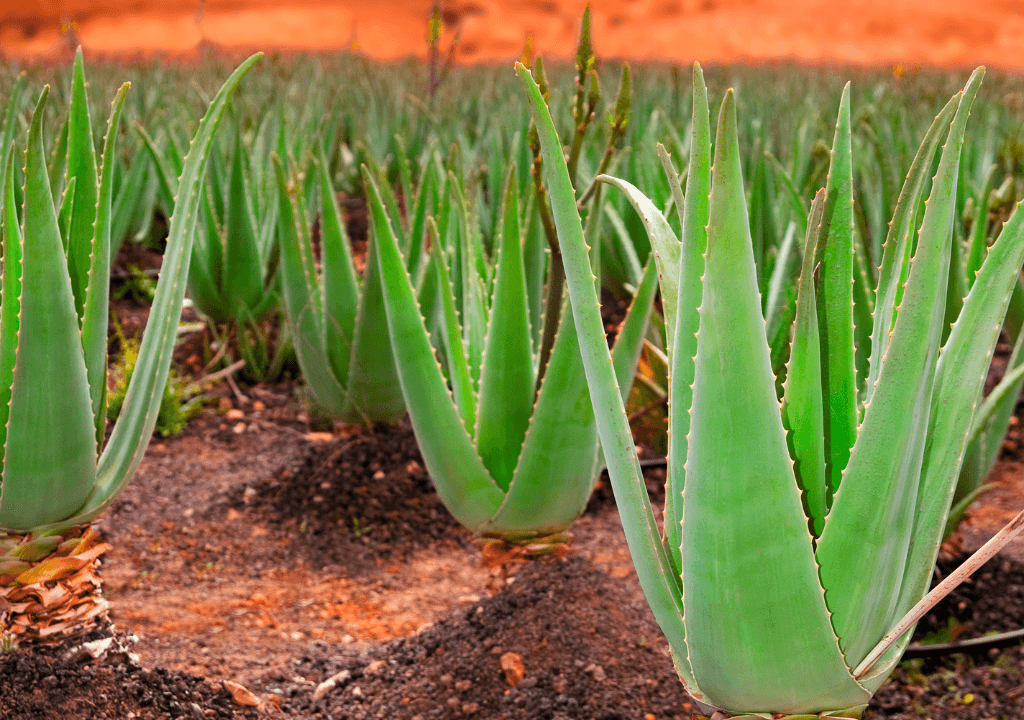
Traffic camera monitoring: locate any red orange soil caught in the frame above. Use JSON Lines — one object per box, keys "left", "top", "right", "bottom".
{"left": 4, "top": 0, "right": 1024, "bottom": 70}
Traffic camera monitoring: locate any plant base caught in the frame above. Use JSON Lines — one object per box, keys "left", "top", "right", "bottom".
{"left": 0, "top": 526, "right": 111, "bottom": 646}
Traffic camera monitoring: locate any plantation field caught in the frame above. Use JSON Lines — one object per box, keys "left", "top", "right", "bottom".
{"left": 4, "top": 38, "right": 1024, "bottom": 720}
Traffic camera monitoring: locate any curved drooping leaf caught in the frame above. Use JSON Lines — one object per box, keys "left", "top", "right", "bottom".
{"left": 367, "top": 166, "right": 504, "bottom": 528}
{"left": 816, "top": 68, "right": 982, "bottom": 668}
{"left": 517, "top": 61, "right": 692, "bottom": 699}
{"left": 79, "top": 53, "right": 264, "bottom": 528}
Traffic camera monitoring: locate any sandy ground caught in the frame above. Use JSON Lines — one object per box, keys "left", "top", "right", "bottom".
{"left": 3, "top": 0, "right": 1024, "bottom": 70}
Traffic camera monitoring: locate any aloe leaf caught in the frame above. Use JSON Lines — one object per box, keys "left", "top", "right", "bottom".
{"left": 866, "top": 93, "right": 960, "bottom": 405}
{"left": 0, "top": 150, "right": 22, "bottom": 485}
{"left": 483, "top": 296, "right": 597, "bottom": 533}
{"left": 223, "top": 133, "right": 264, "bottom": 317}
{"left": 765, "top": 221, "right": 799, "bottom": 351}
{"left": 474, "top": 171, "right": 534, "bottom": 491}
{"left": 665, "top": 61, "right": 711, "bottom": 578}
{"left": 816, "top": 83, "right": 857, "bottom": 495}
{"left": 315, "top": 146, "right": 360, "bottom": 391}
{"left": 683, "top": 91, "right": 865, "bottom": 714}
{"left": 452, "top": 179, "right": 487, "bottom": 389}
{"left": 65, "top": 49, "right": 100, "bottom": 322}
{"left": 57, "top": 176, "right": 76, "bottom": 255}
{"left": 110, "top": 150, "right": 150, "bottom": 257}
{"left": 964, "top": 164, "right": 996, "bottom": 289}
{"left": 189, "top": 187, "right": 228, "bottom": 321}
{"left": 344, "top": 195, "right": 406, "bottom": 424}
{"left": 81, "top": 83, "right": 129, "bottom": 448}
{"left": 523, "top": 194, "right": 548, "bottom": 358}
{"left": 0, "top": 87, "right": 97, "bottom": 531}
{"left": 48, "top": 114, "right": 69, "bottom": 204}
{"left": 517, "top": 61, "right": 693, "bottom": 700}
{"left": 274, "top": 154, "right": 348, "bottom": 419}
{"left": 967, "top": 312, "right": 1024, "bottom": 474}
{"left": 782, "top": 190, "right": 828, "bottom": 537}
{"left": 405, "top": 159, "right": 433, "bottom": 279}
{"left": 77, "top": 54, "right": 263, "bottom": 528}
{"left": 816, "top": 68, "right": 982, "bottom": 669}
{"left": 136, "top": 125, "right": 179, "bottom": 210}
{"left": 597, "top": 175, "right": 681, "bottom": 347}
{"left": 871, "top": 197, "right": 1024, "bottom": 685}
{"left": 367, "top": 166, "right": 503, "bottom": 528}
{"left": 426, "top": 220, "right": 477, "bottom": 434}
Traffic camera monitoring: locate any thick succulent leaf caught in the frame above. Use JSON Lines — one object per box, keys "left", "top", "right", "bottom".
{"left": 964, "top": 165, "right": 996, "bottom": 290}
{"left": 665, "top": 62, "right": 710, "bottom": 579}
{"left": 0, "top": 150, "right": 22, "bottom": 481}
{"left": 110, "top": 151, "right": 150, "bottom": 256}
{"left": 64, "top": 49, "right": 99, "bottom": 321}
{"left": 682, "top": 91, "right": 866, "bottom": 715}
{"left": 816, "top": 68, "right": 982, "bottom": 668}
{"left": 136, "top": 125, "right": 179, "bottom": 210}
{"left": 865, "top": 94, "right": 960, "bottom": 405}
{"left": 57, "top": 177, "right": 75, "bottom": 255}
{"left": 274, "top": 154, "right": 348, "bottom": 419}
{"left": 963, "top": 309, "right": 1024, "bottom": 490}
{"left": 367, "top": 166, "right": 504, "bottom": 528}
{"left": 223, "top": 134, "right": 265, "bottom": 318}
{"left": 815, "top": 84, "right": 857, "bottom": 496}
{"left": 452, "top": 180, "right": 487, "bottom": 390}
{"left": 344, "top": 196, "right": 406, "bottom": 424}
{"left": 597, "top": 175, "right": 681, "bottom": 347}
{"left": 782, "top": 190, "right": 828, "bottom": 537}
{"left": 0, "top": 87, "right": 97, "bottom": 532}
{"left": 517, "top": 61, "right": 694, "bottom": 702}
{"left": 405, "top": 159, "right": 433, "bottom": 280}
{"left": 473, "top": 173, "right": 534, "bottom": 491}
{"left": 866, "top": 197, "right": 1024, "bottom": 685}
{"left": 482, "top": 295, "right": 597, "bottom": 533}
{"left": 428, "top": 219, "right": 477, "bottom": 433}
{"left": 315, "top": 147, "right": 360, "bottom": 391}
{"left": 76, "top": 54, "right": 263, "bottom": 529}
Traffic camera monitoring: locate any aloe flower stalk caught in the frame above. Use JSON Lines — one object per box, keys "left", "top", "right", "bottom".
{"left": 0, "top": 52, "right": 261, "bottom": 644}
{"left": 520, "top": 60, "right": 1024, "bottom": 718}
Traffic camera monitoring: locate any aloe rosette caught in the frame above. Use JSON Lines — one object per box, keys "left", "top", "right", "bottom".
{"left": 0, "top": 52, "right": 261, "bottom": 644}
{"left": 368, "top": 162, "right": 658, "bottom": 542}
{"left": 273, "top": 148, "right": 405, "bottom": 425}
{"left": 520, "top": 59, "right": 1024, "bottom": 718}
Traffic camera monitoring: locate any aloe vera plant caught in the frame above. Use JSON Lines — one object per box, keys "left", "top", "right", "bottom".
{"left": 521, "top": 59, "right": 1024, "bottom": 717}
{"left": 273, "top": 147, "right": 405, "bottom": 425}
{"left": 142, "top": 125, "right": 280, "bottom": 327}
{"left": 368, "top": 158, "right": 657, "bottom": 542}
{"left": 0, "top": 52, "right": 261, "bottom": 644}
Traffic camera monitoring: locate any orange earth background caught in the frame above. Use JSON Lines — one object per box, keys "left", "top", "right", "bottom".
{"left": 3, "top": 0, "right": 1024, "bottom": 70}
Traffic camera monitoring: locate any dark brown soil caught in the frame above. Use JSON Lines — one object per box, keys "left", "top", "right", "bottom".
{"left": 278, "top": 554, "right": 694, "bottom": 720}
